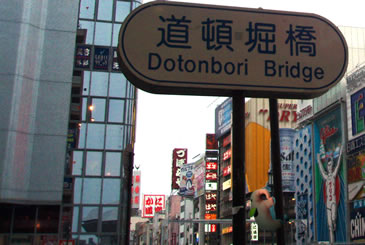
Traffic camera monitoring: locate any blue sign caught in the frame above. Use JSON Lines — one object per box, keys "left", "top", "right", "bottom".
{"left": 215, "top": 98, "right": 232, "bottom": 139}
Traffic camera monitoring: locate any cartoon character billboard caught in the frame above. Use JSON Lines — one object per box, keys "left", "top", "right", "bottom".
{"left": 313, "top": 105, "right": 347, "bottom": 243}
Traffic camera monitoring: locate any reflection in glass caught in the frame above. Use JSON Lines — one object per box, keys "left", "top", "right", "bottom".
{"left": 100, "top": 235, "right": 118, "bottom": 245}
{"left": 37, "top": 206, "right": 59, "bottom": 233}
{"left": 13, "top": 206, "right": 36, "bottom": 233}
{"left": 79, "top": 0, "right": 95, "bottom": 19}
{"left": 74, "top": 178, "right": 82, "bottom": 204}
{"left": 86, "top": 124, "right": 105, "bottom": 149}
{"left": 78, "top": 21, "right": 94, "bottom": 44}
{"left": 90, "top": 98, "right": 106, "bottom": 122}
{"left": 108, "top": 99, "right": 125, "bottom": 123}
{"left": 86, "top": 151, "right": 102, "bottom": 176}
{"left": 109, "top": 73, "right": 126, "bottom": 98}
{"left": 82, "top": 71, "right": 90, "bottom": 95}
{"left": 116, "top": 1, "right": 131, "bottom": 22}
{"left": 82, "top": 97, "right": 87, "bottom": 121}
{"left": 72, "top": 206, "right": 79, "bottom": 232}
{"left": 105, "top": 125, "right": 124, "bottom": 150}
{"left": 112, "top": 24, "right": 122, "bottom": 47}
{"left": 82, "top": 178, "right": 101, "bottom": 204}
{"left": 105, "top": 152, "right": 121, "bottom": 177}
{"left": 72, "top": 151, "right": 83, "bottom": 175}
{"left": 102, "top": 179, "right": 121, "bottom": 204}
{"left": 77, "top": 123, "right": 86, "bottom": 148}
{"left": 102, "top": 207, "right": 118, "bottom": 232}
{"left": 97, "top": 0, "right": 113, "bottom": 21}
{"left": 81, "top": 207, "right": 99, "bottom": 232}
{"left": 90, "top": 72, "right": 108, "bottom": 96}
{"left": 0, "top": 205, "right": 12, "bottom": 232}
{"left": 94, "top": 22, "right": 112, "bottom": 46}
{"left": 77, "top": 235, "right": 99, "bottom": 245}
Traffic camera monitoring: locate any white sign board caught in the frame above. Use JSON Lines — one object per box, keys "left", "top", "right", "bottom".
{"left": 118, "top": 1, "right": 348, "bottom": 98}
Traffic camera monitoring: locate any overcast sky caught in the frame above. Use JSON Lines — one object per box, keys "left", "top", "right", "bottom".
{"left": 133, "top": 0, "right": 365, "bottom": 199}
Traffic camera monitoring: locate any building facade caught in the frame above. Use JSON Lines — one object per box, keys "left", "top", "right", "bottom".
{"left": 0, "top": 0, "right": 78, "bottom": 244}
{"left": 0, "top": 0, "right": 138, "bottom": 244}
{"left": 60, "top": 0, "right": 139, "bottom": 244}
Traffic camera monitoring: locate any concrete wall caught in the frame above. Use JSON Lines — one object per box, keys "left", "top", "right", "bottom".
{"left": 0, "top": 0, "right": 78, "bottom": 203}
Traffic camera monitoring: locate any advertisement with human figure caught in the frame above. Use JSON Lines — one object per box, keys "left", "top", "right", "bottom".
{"left": 314, "top": 106, "right": 347, "bottom": 243}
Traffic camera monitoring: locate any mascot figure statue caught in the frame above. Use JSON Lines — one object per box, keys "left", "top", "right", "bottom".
{"left": 249, "top": 188, "right": 282, "bottom": 231}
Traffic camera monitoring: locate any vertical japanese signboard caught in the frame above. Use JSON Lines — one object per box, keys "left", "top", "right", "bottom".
{"left": 142, "top": 194, "right": 166, "bottom": 218}
{"left": 171, "top": 148, "right": 187, "bottom": 190}
{"left": 313, "top": 106, "right": 347, "bottom": 243}
{"left": 118, "top": 1, "right": 347, "bottom": 98}
{"left": 131, "top": 170, "right": 141, "bottom": 209}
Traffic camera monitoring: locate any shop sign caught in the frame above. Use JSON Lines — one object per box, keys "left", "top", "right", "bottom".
{"left": 205, "top": 182, "right": 217, "bottom": 191}
{"left": 350, "top": 206, "right": 365, "bottom": 241}
{"left": 142, "top": 194, "right": 165, "bottom": 218}
{"left": 206, "top": 161, "right": 218, "bottom": 171}
{"left": 223, "top": 179, "right": 232, "bottom": 191}
{"left": 223, "top": 149, "right": 232, "bottom": 161}
{"left": 206, "top": 172, "right": 217, "bottom": 181}
{"left": 171, "top": 148, "right": 187, "bottom": 189}
{"left": 223, "top": 165, "right": 231, "bottom": 177}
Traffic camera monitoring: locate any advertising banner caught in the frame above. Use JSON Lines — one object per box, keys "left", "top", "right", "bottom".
{"left": 206, "top": 134, "right": 218, "bottom": 149}
{"left": 350, "top": 203, "right": 365, "bottom": 242}
{"left": 215, "top": 98, "right": 232, "bottom": 139}
{"left": 313, "top": 106, "right": 347, "bottom": 243}
{"left": 171, "top": 148, "right": 187, "bottom": 190}
{"left": 279, "top": 128, "right": 295, "bottom": 192}
{"left": 194, "top": 158, "right": 205, "bottom": 198}
{"left": 348, "top": 85, "right": 365, "bottom": 141}
{"left": 179, "top": 163, "right": 195, "bottom": 197}
{"left": 347, "top": 148, "right": 365, "bottom": 201}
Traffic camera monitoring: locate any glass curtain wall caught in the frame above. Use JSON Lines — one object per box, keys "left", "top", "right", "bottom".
{"left": 62, "top": 1, "right": 140, "bottom": 244}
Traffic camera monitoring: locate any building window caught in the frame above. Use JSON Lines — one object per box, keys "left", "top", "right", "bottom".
{"left": 86, "top": 124, "right": 105, "bottom": 149}
{"left": 109, "top": 73, "right": 127, "bottom": 98}
{"left": 102, "top": 207, "right": 118, "bottom": 232}
{"left": 82, "top": 178, "right": 102, "bottom": 204}
{"left": 105, "top": 125, "right": 124, "bottom": 150}
{"left": 72, "top": 151, "right": 84, "bottom": 176}
{"left": 89, "top": 98, "right": 106, "bottom": 122}
{"left": 81, "top": 207, "right": 99, "bottom": 232}
{"left": 105, "top": 152, "right": 121, "bottom": 177}
{"left": 78, "top": 21, "right": 95, "bottom": 45}
{"left": 115, "top": 1, "right": 131, "bottom": 22}
{"left": 102, "top": 179, "right": 121, "bottom": 204}
{"left": 108, "top": 99, "right": 125, "bottom": 123}
{"left": 94, "top": 22, "right": 112, "bottom": 46}
{"left": 97, "top": 0, "right": 113, "bottom": 21}
{"left": 90, "top": 72, "right": 108, "bottom": 96}
{"left": 85, "top": 151, "right": 103, "bottom": 176}
{"left": 79, "top": 0, "right": 95, "bottom": 20}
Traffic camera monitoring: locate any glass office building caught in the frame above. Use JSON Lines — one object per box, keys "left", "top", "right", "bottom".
{"left": 61, "top": 0, "right": 139, "bottom": 244}
{"left": 0, "top": 0, "right": 138, "bottom": 244}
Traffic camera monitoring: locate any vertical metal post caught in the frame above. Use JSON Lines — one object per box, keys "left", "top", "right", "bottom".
{"left": 269, "top": 98, "right": 286, "bottom": 245}
{"left": 121, "top": 144, "right": 134, "bottom": 245}
{"left": 232, "top": 92, "right": 246, "bottom": 244}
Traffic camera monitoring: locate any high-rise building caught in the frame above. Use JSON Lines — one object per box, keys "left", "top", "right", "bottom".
{"left": 61, "top": 0, "right": 139, "bottom": 244}
{"left": 0, "top": 0, "right": 138, "bottom": 244}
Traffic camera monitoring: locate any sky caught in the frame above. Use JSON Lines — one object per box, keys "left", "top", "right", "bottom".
{"left": 133, "top": 0, "right": 365, "bottom": 199}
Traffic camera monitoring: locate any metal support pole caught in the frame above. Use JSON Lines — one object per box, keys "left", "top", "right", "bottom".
{"left": 232, "top": 92, "right": 246, "bottom": 244}
{"left": 269, "top": 98, "right": 286, "bottom": 245}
